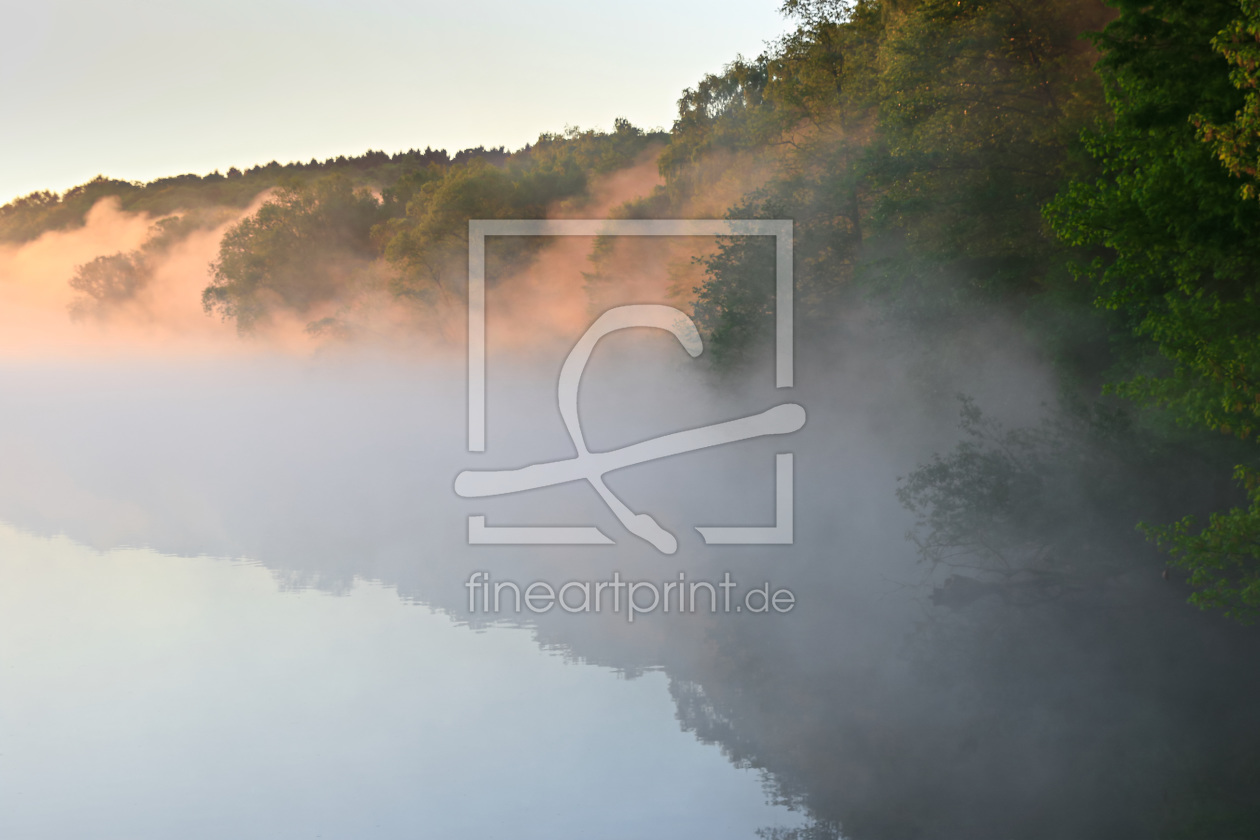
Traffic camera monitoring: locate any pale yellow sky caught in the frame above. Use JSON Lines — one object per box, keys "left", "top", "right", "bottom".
{"left": 0, "top": 0, "right": 790, "bottom": 203}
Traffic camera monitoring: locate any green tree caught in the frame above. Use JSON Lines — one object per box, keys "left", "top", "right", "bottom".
{"left": 379, "top": 160, "right": 536, "bottom": 310}
{"left": 685, "top": 0, "right": 1108, "bottom": 367}
{"left": 378, "top": 122, "right": 663, "bottom": 313}
{"left": 1045, "top": 0, "right": 1260, "bottom": 620}
{"left": 1196, "top": 0, "right": 1260, "bottom": 199}
{"left": 203, "top": 175, "right": 384, "bottom": 332}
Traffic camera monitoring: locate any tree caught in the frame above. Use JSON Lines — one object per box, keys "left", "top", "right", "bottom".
{"left": 203, "top": 175, "right": 383, "bottom": 332}
{"left": 68, "top": 253, "right": 149, "bottom": 321}
{"left": 1045, "top": 0, "right": 1260, "bottom": 620}
{"left": 1196, "top": 0, "right": 1260, "bottom": 199}
{"left": 378, "top": 123, "right": 664, "bottom": 314}
{"left": 684, "top": 0, "right": 1108, "bottom": 368}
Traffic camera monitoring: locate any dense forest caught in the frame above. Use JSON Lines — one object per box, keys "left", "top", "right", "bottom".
{"left": 7, "top": 1, "right": 1260, "bottom": 835}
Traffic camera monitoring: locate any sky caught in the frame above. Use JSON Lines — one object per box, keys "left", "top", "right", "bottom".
{"left": 0, "top": 0, "right": 791, "bottom": 204}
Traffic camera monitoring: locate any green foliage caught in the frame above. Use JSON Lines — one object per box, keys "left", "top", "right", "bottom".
{"left": 191, "top": 120, "right": 665, "bottom": 331}
{"left": 869, "top": 0, "right": 1108, "bottom": 299}
{"left": 1045, "top": 0, "right": 1260, "bottom": 617}
{"left": 671, "top": 5, "right": 877, "bottom": 364}
{"left": 0, "top": 177, "right": 137, "bottom": 243}
{"left": 1044, "top": 0, "right": 1260, "bottom": 431}
{"left": 683, "top": 0, "right": 1108, "bottom": 367}
{"left": 377, "top": 122, "right": 664, "bottom": 312}
{"left": 532, "top": 118, "right": 666, "bottom": 176}
{"left": 660, "top": 57, "right": 774, "bottom": 189}
{"left": 203, "top": 175, "right": 384, "bottom": 332}
{"left": 379, "top": 160, "right": 531, "bottom": 308}
{"left": 692, "top": 206, "right": 782, "bottom": 370}
{"left": 1144, "top": 465, "right": 1260, "bottom": 622}
{"left": 1196, "top": 0, "right": 1260, "bottom": 200}
{"left": 0, "top": 147, "right": 482, "bottom": 245}
{"left": 754, "top": 0, "right": 1260, "bottom": 628}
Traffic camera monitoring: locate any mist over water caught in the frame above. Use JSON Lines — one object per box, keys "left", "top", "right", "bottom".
{"left": 3, "top": 282, "right": 1253, "bottom": 839}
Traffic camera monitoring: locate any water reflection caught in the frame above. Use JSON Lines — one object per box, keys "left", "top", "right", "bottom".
{"left": 0, "top": 526, "right": 800, "bottom": 839}
{"left": 1, "top": 352, "right": 1258, "bottom": 839}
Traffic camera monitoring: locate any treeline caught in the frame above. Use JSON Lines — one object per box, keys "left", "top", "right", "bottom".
{"left": 47, "top": 122, "right": 665, "bottom": 330}
{"left": 0, "top": 145, "right": 509, "bottom": 244}
{"left": 654, "top": 0, "right": 1260, "bottom": 623}
{"left": 198, "top": 121, "right": 665, "bottom": 333}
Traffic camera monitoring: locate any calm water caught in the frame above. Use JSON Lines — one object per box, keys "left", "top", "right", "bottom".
{"left": 0, "top": 525, "right": 799, "bottom": 839}
{"left": 0, "top": 355, "right": 818, "bottom": 839}
{"left": 2, "top": 354, "right": 1258, "bottom": 839}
